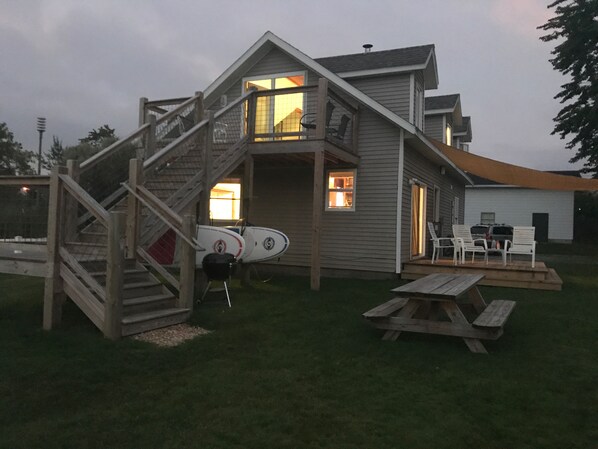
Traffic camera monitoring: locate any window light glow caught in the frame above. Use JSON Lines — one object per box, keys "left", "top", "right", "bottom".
{"left": 210, "top": 182, "right": 241, "bottom": 220}
{"left": 327, "top": 171, "right": 355, "bottom": 210}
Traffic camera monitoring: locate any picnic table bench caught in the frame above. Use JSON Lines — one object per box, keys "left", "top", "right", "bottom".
{"left": 363, "top": 273, "right": 516, "bottom": 353}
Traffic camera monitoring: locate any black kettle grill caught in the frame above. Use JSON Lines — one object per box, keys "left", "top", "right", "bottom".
{"left": 200, "top": 253, "right": 236, "bottom": 307}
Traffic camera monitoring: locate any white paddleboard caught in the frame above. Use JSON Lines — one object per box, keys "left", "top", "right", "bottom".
{"left": 195, "top": 225, "right": 245, "bottom": 264}
{"left": 227, "top": 226, "right": 290, "bottom": 263}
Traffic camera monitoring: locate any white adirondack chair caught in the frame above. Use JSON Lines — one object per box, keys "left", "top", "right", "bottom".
{"left": 427, "top": 222, "right": 456, "bottom": 264}
{"left": 452, "top": 224, "right": 488, "bottom": 264}
{"left": 504, "top": 226, "right": 537, "bottom": 268}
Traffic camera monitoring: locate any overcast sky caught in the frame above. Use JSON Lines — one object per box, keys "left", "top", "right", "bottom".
{"left": 0, "top": 0, "right": 580, "bottom": 171}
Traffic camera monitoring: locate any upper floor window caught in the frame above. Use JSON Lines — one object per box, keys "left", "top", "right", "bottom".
{"left": 414, "top": 85, "right": 424, "bottom": 129}
{"left": 243, "top": 72, "right": 306, "bottom": 140}
{"left": 326, "top": 170, "right": 356, "bottom": 211}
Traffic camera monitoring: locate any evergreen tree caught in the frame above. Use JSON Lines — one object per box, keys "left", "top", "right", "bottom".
{"left": 538, "top": 0, "right": 598, "bottom": 175}
{"left": 0, "top": 122, "right": 35, "bottom": 175}
{"left": 79, "top": 124, "right": 116, "bottom": 148}
{"left": 42, "top": 135, "right": 65, "bottom": 169}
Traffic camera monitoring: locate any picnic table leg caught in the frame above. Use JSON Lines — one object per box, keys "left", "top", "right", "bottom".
{"left": 466, "top": 286, "right": 487, "bottom": 315}
{"left": 440, "top": 302, "right": 488, "bottom": 354}
{"left": 382, "top": 299, "right": 421, "bottom": 341}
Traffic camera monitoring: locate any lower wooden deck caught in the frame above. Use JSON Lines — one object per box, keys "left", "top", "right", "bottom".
{"left": 0, "top": 242, "right": 47, "bottom": 277}
{"left": 402, "top": 256, "right": 562, "bottom": 291}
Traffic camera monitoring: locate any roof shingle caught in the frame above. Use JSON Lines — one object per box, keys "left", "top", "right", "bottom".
{"left": 425, "top": 94, "right": 460, "bottom": 111}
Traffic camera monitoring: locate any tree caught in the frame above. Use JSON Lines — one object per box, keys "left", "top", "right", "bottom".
{"left": 79, "top": 124, "right": 116, "bottom": 147}
{"left": 42, "top": 135, "right": 65, "bottom": 170}
{"left": 0, "top": 122, "right": 35, "bottom": 175}
{"left": 538, "top": 0, "right": 598, "bottom": 176}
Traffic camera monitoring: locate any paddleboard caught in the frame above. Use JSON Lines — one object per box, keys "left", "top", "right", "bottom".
{"left": 227, "top": 226, "right": 289, "bottom": 263}
{"left": 194, "top": 225, "right": 245, "bottom": 264}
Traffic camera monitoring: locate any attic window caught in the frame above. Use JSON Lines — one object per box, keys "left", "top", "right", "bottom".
{"left": 326, "top": 170, "right": 356, "bottom": 211}
{"left": 446, "top": 124, "right": 452, "bottom": 146}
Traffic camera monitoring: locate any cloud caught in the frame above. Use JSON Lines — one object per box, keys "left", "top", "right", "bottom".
{"left": 490, "top": 0, "right": 553, "bottom": 40}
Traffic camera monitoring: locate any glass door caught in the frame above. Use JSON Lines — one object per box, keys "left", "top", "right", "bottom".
{"left": 411, "top": 183, "right": 426, "bottom": 257}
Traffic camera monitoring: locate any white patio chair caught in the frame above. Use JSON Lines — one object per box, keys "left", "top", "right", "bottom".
{"left": 452, "top": 224, "right": 488, "bottom": 264}
{"left": 427, "top": 222, "right": 456, "bottom": 264}
{"left": 504, "top": 226, "right": 536, "bottom": 268}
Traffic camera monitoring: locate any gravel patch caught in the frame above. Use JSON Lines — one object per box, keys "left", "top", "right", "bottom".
{"left": 131, "top": 324, "right": 211, "bottom": 347}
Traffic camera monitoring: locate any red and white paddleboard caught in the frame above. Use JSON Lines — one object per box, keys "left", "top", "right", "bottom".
{"left": 226, "top": 226, "right": 290, "bottom": 263}
{"left": 194, "top": 225, "right": 245, "bottom": 264}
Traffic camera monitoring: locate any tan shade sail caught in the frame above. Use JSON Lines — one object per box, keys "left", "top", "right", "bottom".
{"left": 431, "top": 139, "right": 598, "bottom": 191}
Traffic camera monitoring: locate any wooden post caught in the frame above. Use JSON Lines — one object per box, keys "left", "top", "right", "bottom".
{"left": 43, "top": 166, "right": 67, "bottom": 330}
{"left": 178, "top": 214, "right": 196, "bottom": 310}
{"left": 126, "top": 158, "right": 143, "bottom": 259}
{"left": 243, "top": 154, "right": 254, "bottom": 222}
{"left": 65, "top": 159, "right": 80, "bottom": 241}
{"left": 104, "top": 211, "right": 125, "bottom": 340}
{"left": 199, "top": 111, "right": 214, "bottom": 225}
{"left": 246, "top": 89, "right": 257, "bottom": 142}
{"left": 146, "top": 114, "right": 156, "bottom": 159}
{"left": 315, "top": 78, "right": 329, "bottom": 140}
{"left": 138, "top": 97, "right": 148, "bottom": 127}
{"left": 311, "top": 148, "right": 324, "bottom": 291}
{"left": 194, "top": 91, "right": 204, "bottom": 125}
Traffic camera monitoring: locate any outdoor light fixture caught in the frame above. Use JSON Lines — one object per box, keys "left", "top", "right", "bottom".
{"left": 36, "top": 117, "right": 46, "bottom": 175}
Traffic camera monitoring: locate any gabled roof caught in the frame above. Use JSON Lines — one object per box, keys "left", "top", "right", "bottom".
{"left": 453, "top": 116, "right": 472, "bottom": 142}
{"left": 314, "top": 45, "right": 439, "bottom": 89}
{"left": 425, "top": 94, "right": 460, "bottom": 113}
{"left": 201, "top": 31, "right": 468, "bottom": 183}
{"left": 425, "top": 93, "right": 463, "bottom": 126}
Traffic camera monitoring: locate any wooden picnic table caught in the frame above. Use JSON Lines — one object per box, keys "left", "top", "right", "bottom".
{"left": 363, "top": 273, "right": 515, "bottom": 353}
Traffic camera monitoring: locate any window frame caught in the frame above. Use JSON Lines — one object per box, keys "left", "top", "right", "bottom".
{"left": 480, "top": 212, "right": 496, "bottom": 225}
{"left": 325, "top": 169, "right": 356, "bottom": 212}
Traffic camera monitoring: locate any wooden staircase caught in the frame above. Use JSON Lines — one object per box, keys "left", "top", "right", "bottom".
{"left": 43, "top": 91, "right": 252, "bottom": 339}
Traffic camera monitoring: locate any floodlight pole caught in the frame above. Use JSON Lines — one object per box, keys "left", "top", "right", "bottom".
{"left": 37, "top": 117, "right": 46, "bottom": 175}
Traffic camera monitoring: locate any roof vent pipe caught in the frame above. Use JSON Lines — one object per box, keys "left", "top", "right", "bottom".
{"left": 363, "top": 43, "right": 373, "bottom": 53}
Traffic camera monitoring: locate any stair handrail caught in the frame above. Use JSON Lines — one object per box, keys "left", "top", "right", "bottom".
{"left": 79, "top": 125, "right": 150, "bottom": 174}
{"left": 59, "top": 174, "right": 110, "bottom": 226}
{"left": 143, "top": 89, "right": 256, "bottom": 173}
{"left": 153, "top": 94, "right": 201, "bottom": 127}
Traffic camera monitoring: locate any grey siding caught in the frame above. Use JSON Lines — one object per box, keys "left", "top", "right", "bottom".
{"left": 251, "top": 109, "right": 401, "bottom": 273}
{"left": 424, "top": 114, "right": 443, "bottom": 141}
{"left": 349, "top": 74, "right": 411, "bottom": 122}
{"left": 401, "top": 142, "right": 465, "bottom": 263}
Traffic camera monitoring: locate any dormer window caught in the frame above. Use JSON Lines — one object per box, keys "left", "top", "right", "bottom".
{"left": 445, "top": 124, "right": 452, "bottom": 146}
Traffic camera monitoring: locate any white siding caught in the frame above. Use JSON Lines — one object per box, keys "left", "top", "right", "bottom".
{"left": 464, "top": 188, "right": 574, "bottom": 242}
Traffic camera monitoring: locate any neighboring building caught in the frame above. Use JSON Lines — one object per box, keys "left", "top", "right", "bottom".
{"left": 424, "top": 94, "right": 471, "bottom": 150}
{"left": 464, "top": 173, "right": 577, "bottom": 243}
{"left": 197, "top": 32, "right": 471, "bottom": 279}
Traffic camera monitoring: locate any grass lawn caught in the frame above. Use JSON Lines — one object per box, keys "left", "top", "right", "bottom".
{"left": 1, "top": 258, "right": 597, "bottom": 448}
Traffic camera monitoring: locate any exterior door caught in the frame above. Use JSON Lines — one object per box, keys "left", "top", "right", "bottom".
{"left": 411, "top": 183, "right": 427, "bottom": 257}
{"left": 532, "top": 213, "right": 549, "bottom": 242}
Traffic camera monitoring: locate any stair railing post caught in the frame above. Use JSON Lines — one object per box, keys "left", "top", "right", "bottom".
{"left": 104, "top": 211, "right": 125, "bottom": 340}
{"left": 126, "top": 158, "right": 143, "bottom": 259}
{"left": 194, "top": 91, "right": 204, "bottom": 125}
{"left": 145, "top": 114, "right": 157, "bottom": 160}
{"left": 246, "top": 89, "right": 257, "bottom": 142}
{"left": 138, "top": 97, "right": 148, "bottom": 127}
{"left": 65, "top": 159, "right": 80, "bottom": 241}
{"left": 178, "top": 214, "right": 196, "bottom": 310}
{"left": 43, "top": 166, "right": 67, "bottom": 330}
{"left": 315, "top": 78, "right": 329, "bottom": 140}
{"left": 199, "top": 111, "right": 215, "bottom": 225}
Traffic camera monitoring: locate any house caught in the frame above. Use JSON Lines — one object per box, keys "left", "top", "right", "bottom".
{"left": 464, "top": 172, "right": 579, "bottom": 243}
{"left": 197, "top": 32, "right": 472, "bottom": 285}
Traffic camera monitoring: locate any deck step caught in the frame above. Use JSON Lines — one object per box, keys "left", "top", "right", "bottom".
{"left": 122, "top": 280, "right": 165, "bottom": 299}
{"left": 473, "top": 300, "right": 516, "bottom": 328}
{"left": 121, "top": 307, "right": 190, "bottom": 336}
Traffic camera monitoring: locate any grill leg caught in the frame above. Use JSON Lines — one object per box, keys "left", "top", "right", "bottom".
{"left": 200, "top": 281, "right": 212, "bottom": 303}
{"left": 223, "top": 281, "right": 231, "bottom": 308}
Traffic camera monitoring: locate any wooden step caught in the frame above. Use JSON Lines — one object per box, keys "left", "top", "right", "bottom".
{"left": 78, "top": 231, "right": 107, "bottom": 244}
{"left": 123, "top": 292, "right": 177, "bottom": 316}
{"left": 121, "top": 307, "right": 190, "bottom": 336}
{"left": 122, "top": 280, "right": 165, "bottom": 299}
{"left": 90, "top": 268, "right": 151, "bottom": 284}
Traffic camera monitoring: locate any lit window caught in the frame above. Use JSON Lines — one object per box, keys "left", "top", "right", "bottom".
{"left": 326, "top": 170, "right": 355, "bottom": 211}
{"left": 210, "top": 181, "right": 241, "bottom": 220}
{"left": 445, "top": 124, "right": 452, "bottom": 146}
{"left": 480, "top": 212, "right": 495, "bottom": 225}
